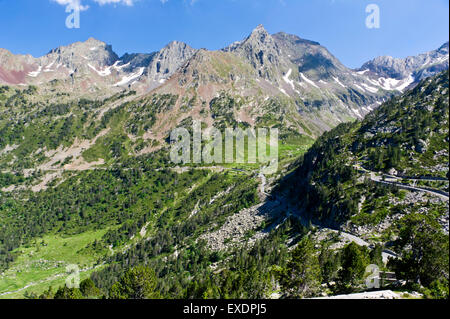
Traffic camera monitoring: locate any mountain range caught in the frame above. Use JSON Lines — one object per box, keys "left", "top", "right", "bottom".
{"left": 1, "top": 25, "right": 448, "bottom": 136}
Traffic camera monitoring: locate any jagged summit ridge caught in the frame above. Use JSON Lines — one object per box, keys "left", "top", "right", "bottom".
{"left": 359, "top": 42, "right": 449, "bottom": 83}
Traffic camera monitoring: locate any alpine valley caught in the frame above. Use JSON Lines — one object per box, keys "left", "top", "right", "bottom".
{"left": 0, "top": 25, "right": 448, "bottom": 299}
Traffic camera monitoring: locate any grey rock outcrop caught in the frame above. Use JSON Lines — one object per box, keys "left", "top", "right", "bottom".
{"left": 145, "top": 41, "right": 197, "bottom": 82}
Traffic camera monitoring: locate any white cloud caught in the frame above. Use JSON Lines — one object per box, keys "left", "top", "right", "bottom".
{"left": 93, "top": 0, "right": 135, "bottom": 6}
{"left": 51, "top": 0, "right": 136, "bottom": 10}
{"left": 52, "top": 0, "right": 203, "bottom": 11}
{"left": 51, "top": 0, "right": 89, "bottom": 11}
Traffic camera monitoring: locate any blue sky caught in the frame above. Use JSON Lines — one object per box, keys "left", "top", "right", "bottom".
{"left": 0, "top": 0, "right": 448, "bottom": 68}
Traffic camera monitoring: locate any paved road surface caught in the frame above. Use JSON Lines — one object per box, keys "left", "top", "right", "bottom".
{"left": 354, "top": 164, "right": 449, "bottom": 202}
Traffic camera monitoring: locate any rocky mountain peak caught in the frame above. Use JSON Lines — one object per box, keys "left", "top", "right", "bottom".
{"left": 438, "top": 41, "right": 449, "bottom": 54}
{"left": 143, "top": 41, "right": 197, "bottom": 84}
{"left": 243, "top": 24, "right": 277, "bottom": 50}
{"left": 254, "top": 24, "right": 266, "bottom": 31}
{"left": 222, "top": 25, "right": 283, "bottom": 81}
{"left": 248, "top": 24, "right": 270, "bottom": 40}
{"left": 158, "top": 41, "right": 196, "bottom": 60}
{"left": 49, "top": 38, "right": 106, "bottom": 55}
{"left": 223, "top": 25, "right": 278, "bottom": 53}
{"left": 85, "top": 37, "right": 105, "bottom": 45}
{"left": 50, "top": 38, "right": 118, "bottom": 66}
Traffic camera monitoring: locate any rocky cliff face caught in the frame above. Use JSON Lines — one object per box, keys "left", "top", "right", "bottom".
{"left": 272, "top": 31, "right": 347, "bottom": 77}
{"left": 223, "top": 24, "right": 284, "bottom": 81}
{"left": 145, "top": 41, "right": 197, "bottom": 81}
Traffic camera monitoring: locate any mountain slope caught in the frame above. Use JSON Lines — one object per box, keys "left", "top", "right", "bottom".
{"left": 281, "top": 70, "right": 448, "bottom": 232}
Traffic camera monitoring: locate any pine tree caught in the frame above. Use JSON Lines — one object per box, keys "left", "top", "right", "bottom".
{"left": 109, "top": 266, "right": 160, "bottom": 299}
{"left": 336, "top": 242, "right": 370, "bottom": 293}
{"left": 278, "top": 236, "right": 322, "bottom": 298}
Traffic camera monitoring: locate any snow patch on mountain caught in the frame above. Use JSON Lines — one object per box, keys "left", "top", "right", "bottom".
{"left": 283, "top": 69, "right": 295, "bottom": 90}
{"left": 88, "top": 63, "right": 112, "bottom": 77}
{"left": 357, "top": 69, "right": 370, "bottom": 75}
{"left": 44, "top": 61, "right": 55, "bottom": 72}
{"left": 333, "top": 76, "right": 346, "bottom": 88}
{"left": 300, "top": 72, "right": 319, "bottom": 89}
{"left": 353, "top": 83, "right": 366, "bottom": 92}
{"left": 113, "top": 61, "right": 130, "bottom": 71}
{"left": 372, "top": 74, "right": 414, "bottom": 92}
{"left": 279, "top": 87, "right": 289, "bottom": 96}
{"left": 361, "top": 83, "right": 378, "bottom": 93}
{"left": 28, "top": 66, "right": 42, "bottom": 77}
{"left": 394, "top": 74, "right": 415, "bottom": 92}
{"left": 114, "top": 67, "right": 145, "bottom": 86}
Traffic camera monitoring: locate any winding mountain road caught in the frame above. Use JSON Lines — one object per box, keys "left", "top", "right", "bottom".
{"left": 354, "top": 164, "right": 449, "bottom": 202}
